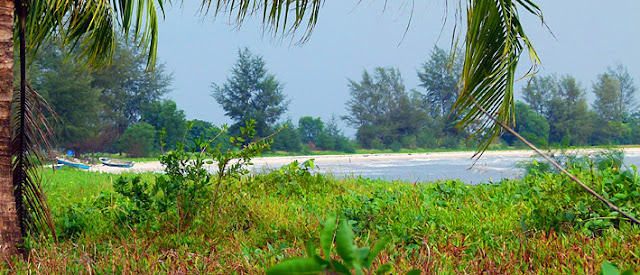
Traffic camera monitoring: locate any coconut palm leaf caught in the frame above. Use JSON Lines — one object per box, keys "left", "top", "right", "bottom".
{"left": 200, "top": 0, "right": 323, "bottom": 43}
{"left": 25, "top": 0, "right": 165, "bottom": 68}
{"left": 11, "top": 1, "right": 57, "bottom": 240}
{"left": 453, "top": 0, "right": 542, "bottom": 157}
{"left": 11, "top": 84, "right": 58, "bottom": 238}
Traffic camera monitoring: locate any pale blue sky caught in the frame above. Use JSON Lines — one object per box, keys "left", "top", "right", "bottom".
{"left": 157, "top": 1, "right": 640, "bottom": 135}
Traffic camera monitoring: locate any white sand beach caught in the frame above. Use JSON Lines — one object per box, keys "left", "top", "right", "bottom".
{"left": 87, "top": 147, "right": 640, "bottom": 174}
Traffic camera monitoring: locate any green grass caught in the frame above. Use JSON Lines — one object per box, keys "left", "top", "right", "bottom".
{"left": 8, "top": 162, "right": 640, "bottom": 274}
{"left": 41, "top": 168, "right": 155, "bottom": 213}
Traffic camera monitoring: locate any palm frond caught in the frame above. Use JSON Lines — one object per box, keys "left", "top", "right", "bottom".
{"left": 200, "top": 0, "right": 324, "bottom": 43}
{"left": 25, "top": 0, "right": 165, "bottom": 68}
{"left": 453, "top": 0, "right": 542, "bottom": 157}
{"left": 11, "top": 84, "right": 57, "bottom": 238}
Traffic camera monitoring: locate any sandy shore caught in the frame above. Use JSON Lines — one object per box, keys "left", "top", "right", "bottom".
{"left": 86, "top": 147, "right": 640, "bottom": 174}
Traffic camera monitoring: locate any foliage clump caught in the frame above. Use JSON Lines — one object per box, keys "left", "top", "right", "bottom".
{"left": 57, "top": 120, "right": 272, "bottom": 238}
{"left": 521, "top": 150, "right": 640, "bottom": 234}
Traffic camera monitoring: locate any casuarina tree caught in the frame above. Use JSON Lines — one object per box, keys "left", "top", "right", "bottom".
{"left": 212, "top": 48, "right": 289, "bottom": 137}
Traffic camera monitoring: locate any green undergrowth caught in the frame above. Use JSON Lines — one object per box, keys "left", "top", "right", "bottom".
{"left": 3, "top": 144, "right": 640, "bottom": 274}
{"left": 8, "top": 151, "right": 640, "bottom": 273}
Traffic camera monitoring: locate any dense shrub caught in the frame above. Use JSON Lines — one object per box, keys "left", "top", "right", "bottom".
{"left": 117, "top": 122, "right": 157, "bottom": 157}
{"left": 522, "top": 150, "right": 639, "bottom": 234}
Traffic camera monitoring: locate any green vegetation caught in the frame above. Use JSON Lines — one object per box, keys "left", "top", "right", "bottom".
{"left": 266, "top": 213, "right": 418, "bottom": 275}
{"left": 344, "top": 67, "right": 433, "bottom": 150}
{"left": 212, "top": 48, "right": 289, "bottom": 137}
{"left": 521, "top": 68, "right": 640, "bottom": 147}
{"left": 30, "top": 38, "right": 175, "bottom": 157}
{"left": 117, "top": 122, "right": 156, "bottom": 158}
{"left": 140, "top": 100, "right": 188, "bottom": 151}
{"left": 32, "top": 41, "right": 640, "bottom": 158}
{"left": 7, "top": 147, "right": 639, "bottom": 273}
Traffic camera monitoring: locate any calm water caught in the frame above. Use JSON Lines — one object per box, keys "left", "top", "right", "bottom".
{"left": 258, "top": 151, "right": 640, "bottom": 184}
{"left": 311, "top": 154, "right": 530, "bottom": 184}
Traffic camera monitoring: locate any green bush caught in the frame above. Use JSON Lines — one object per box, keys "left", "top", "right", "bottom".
{"left": 522, "top": 151, "right": 639, "bottom": 234}
{"left": 67, "top": 120, "right": 273, "bottom": 236}
{"left": 271, "top": 122, "right": 302, "bottom": 153}
{"left": 389, "top": 142, "right": 402, "bottom": 152}
{"left": 118, "top": 122, "right": 157, "bottom": 157}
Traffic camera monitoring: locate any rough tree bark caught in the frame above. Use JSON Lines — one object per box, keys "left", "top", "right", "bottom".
{"left": 0, "top": 0, "right": 20, "bottom": 259}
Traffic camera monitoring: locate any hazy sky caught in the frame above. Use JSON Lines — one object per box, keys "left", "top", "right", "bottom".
{"left": 157, "top": 1, "right": 640, "bottom": 135}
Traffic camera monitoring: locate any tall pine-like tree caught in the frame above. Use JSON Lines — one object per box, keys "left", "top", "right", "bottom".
{"left": 593, "top": 64, "right": 637, "bottom": 122}
{"left": 92, "top": 38, "right": 173, "bottom": 134}
{"left": 344, "top": 67, "right": 427, "bottom": 148}
{"left": 417, "top": 46, "right": 462, "bottom": 118}
{"left": 212, "top": 48, "right": 289, "bottom": 136}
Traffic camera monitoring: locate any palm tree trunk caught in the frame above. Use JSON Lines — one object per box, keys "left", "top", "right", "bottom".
{"left": 0, "top": 0, "right": 21, "bottom": 258}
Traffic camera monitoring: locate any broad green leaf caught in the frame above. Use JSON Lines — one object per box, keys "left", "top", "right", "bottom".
{"left": 335, "top": 219, "right": 356, "bottom": 267}
{"left": 354, "top": 261, "right": 363, "bottom": 275}
{"left": 600, "top": 261, "right": 620, "bottom": 275}
{"left": 364, "top": 236, "right": 390, "bottom": 267}
{"left": 313, "top": 255, "right": 330, "bottom": 267}
{"left": 405, "top": 269, "right": 421, "bottom": 275}
{"left": 266, "top": 258, "right": 324, "bottom": 275}
{"left": 614, "top": 193, "right": 628, "bottom": 200}
{"left": 356, "top": 247, "right": 370, "bottom": 263}
{"left": 376, "top": 264, "right": 393, "bottom": 275}
{"left": 321, "top": 214, "right": 337, "bottom": 258}
{"left": 330, "top": 260, "right": 352, "bottom": 275}
{"left": 305, "top": 242, "right": 316, "bottom": 258}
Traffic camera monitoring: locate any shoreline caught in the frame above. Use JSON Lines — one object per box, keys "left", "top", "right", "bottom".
{"left": 87, "top": 147, "right": 640, "bottom": 174}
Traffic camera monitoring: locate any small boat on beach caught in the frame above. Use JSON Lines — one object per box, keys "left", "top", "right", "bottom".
{"left": 56, "top": 157, "right": 90, "bottom": 169}
{"left": 99, "top": 157, "right": 134, "bottom": 168}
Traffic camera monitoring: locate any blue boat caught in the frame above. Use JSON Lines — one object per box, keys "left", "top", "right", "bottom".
{"left": 56, "top": 157, "right": 90, "bottom": 169}
{"left": 99, "top": 157, "right": 134, "bottom": 168}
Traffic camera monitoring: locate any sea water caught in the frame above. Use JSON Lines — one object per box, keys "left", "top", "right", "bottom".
{"left": 254, "top": 151, "right": 640, "bottom": 185}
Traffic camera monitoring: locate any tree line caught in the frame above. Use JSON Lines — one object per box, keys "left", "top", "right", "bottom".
{"left": 505, "top": 65, "right": 639, "bottom": 147}
{"left": 30, "top": 38, "right": 185, "bottom": 157}
{"left": 36, "top": 43, "right": 639, "bottom": 156}
{"left": 33, "top": 45, "right": 356, "bottom": 157}
{"left": 340, "top": 48, "right": 640, "bottom": 150}
{"left": 342, "top": 46, "right": 467, "bottom": 150}
{"left": 212, "top": 46, "right": 470, "bottom": 153}
{"left": 212, "top": 48, "right": 355, "bottom": 154}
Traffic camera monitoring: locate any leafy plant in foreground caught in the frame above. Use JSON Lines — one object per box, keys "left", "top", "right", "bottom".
{"left": 87, "top": 120, "right": 274, "bottom": 233}
{"left": 600, "top": 261, "right": 637, "bottom": 275}
{"left": 266, "top": 213, "right": 419, "bottom": 275}
{"left": 155, "top": 119, "right": 273, "bottom": 231}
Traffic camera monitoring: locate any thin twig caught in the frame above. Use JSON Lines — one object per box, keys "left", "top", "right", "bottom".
{"left": 470, "top": 96, "right": 640, "bottom": 226}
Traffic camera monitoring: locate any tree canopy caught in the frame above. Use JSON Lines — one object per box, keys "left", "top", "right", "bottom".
{"left": 417, "top": 46, "right": 462, "bottom": 119}
{"left": 212, "top": 48, "right": 289, "bottom": 136}
{"left": 344, "top": 67, "right": 429, "bottom": 149}
{"left": 29, "top": 38, "right": 174, "bottom": 154}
